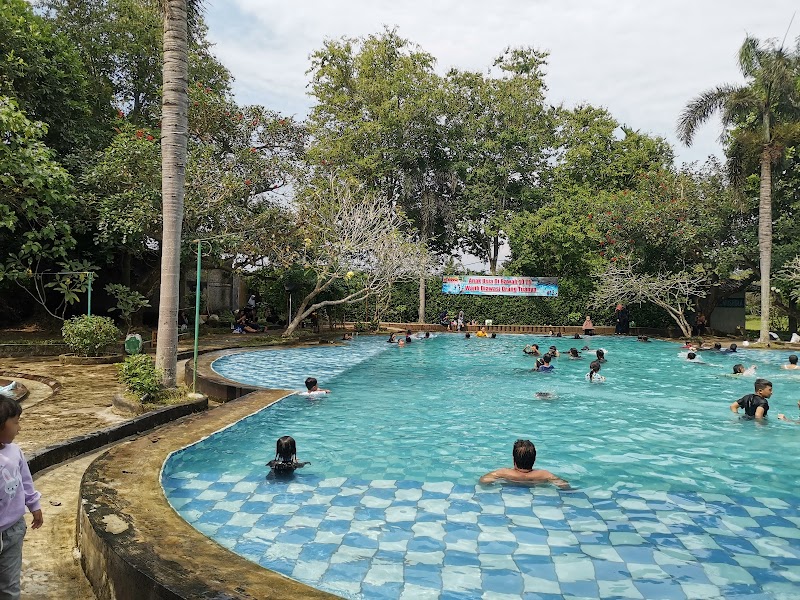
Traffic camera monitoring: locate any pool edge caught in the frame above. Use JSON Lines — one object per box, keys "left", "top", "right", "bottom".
{"left": 78, "top": 389, "right": 341, "bottom": 600}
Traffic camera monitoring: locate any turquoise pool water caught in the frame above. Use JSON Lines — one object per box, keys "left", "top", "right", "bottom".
{"left": 163, "top": 335, "right": 800, "bottom": 599}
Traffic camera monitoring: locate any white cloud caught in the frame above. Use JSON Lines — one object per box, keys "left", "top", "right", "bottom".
{"left": 204, "top": 0, "right": 798, "bottom": 164}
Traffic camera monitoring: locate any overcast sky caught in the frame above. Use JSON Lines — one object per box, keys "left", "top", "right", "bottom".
{"left": 204, "top": 0, "right": 798, "bottom": 166}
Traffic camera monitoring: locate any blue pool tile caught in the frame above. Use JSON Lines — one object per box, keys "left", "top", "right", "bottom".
{"left": 208, "top": 481, "right": 236, "bottom": 492}
{"left": 514, "top": 554, "right": 556, "bottom": 577}
{"left": 748, "top": 567, "right": 797, "bottom": 584}
{"left": 611, "top": 545, "right": 656, "bottom": 564}
{"left": 420, "top": 490, "right": 449, "bottom": 500}
{"left": 688, "top": 548, "right": 738, "bottom": 564}
{"left": 404, "top": 563, "right": 441, "bottom": 589}
{"left": 574, "top": 531, "right": 610, "bottom": 545}
{"left": 323, "top": 559, "right": 370, "bottom": 582}
{"left": 605, "top": 520, "right": 636, "bottom": 532}
{"left": 473, "top": 492, "right": 505, "bottom": 506}
{"left": 512, "top": 528, "right": 549, "bottom": 545}
{"left": 443, "top": 527, "right": 480, "bottom": 542}
{"left": 443, "top": 550, "right": 481, "bottom": 567}
{"left": 592, "top": 560, "right": 630, "bottom": 581}
{"left": 440, "top": 591, "right": 480, "bottom": 600}
{"left": 548, "top": 545, "right": 583, "bottom": 557}
{"left": 201, "top": 509, "right": 236, "bottom": 526}
{"left": 407, "top": 536, "right": 446, "bottom": 553}
{"left": 232, "top": 539, "right": 270, "bottom": 559}
{"left": 221, "top": 491, "right": 250, "bottom": 502}
{"left": 342, "top": 532, "right": 379, "bottom": 549}
{"left": 449, "top": 499, "right": 482, "bottom": 513}
{"left": 478, "top": 539, "right": 518, "bottom": 555}
{"left": 719, "top": 583, "right": 772, "bottom": 598}
{"left": 644, "top": 533, "right": 683, "bottom": 549}
{"left": 215, "top": 525, "right": 251, "bottom": 540}
{"left": 239, "top": 500, "right": 271, "bottom": 513}
{"left": 330, "top": 494, "right": 362, "bottom": 506}
{"left": 275, "top": 527, "right": 318, "bottom": 545}
{"left": 415, "top": 511, "right": 444, "bottom": 523}
{"left": 451, "top": 484, "right": 475, "bottom": 495}
{"left": 254, "top": 514, "right": 290, "bottom": 529}
{"left": 354, "top": 507, "right": 386, "bottom": 521}
{"left": 294, "top": 504, "right": 329, "bottom": 517}
{"left": 754, "top": 515, "right": 796, "bottom": 528}
{"left": 482, "top": 568, "right": 524, "bottom": 594}
{"left": 373, "top": 549, "right": 405, "bottom": 563}
{"left": 298, "top": 542, "right": 339, "bottom": 562}
{"left": 364, "top": 487, "right": 396, "bottom": 500}
{"left": 522, "top": 594, "right": 563, "bottom": 600}
{"left": 381, "top": 527, "right": 414, "bottom": 542}
{"left": 317, "top": 519, "right": 351, "bottom": 534}
{"left": 180, "top": 499, "right": 216, "bottom": 513}
{"left": 396, "top": 480, "right": 421, "bottom": 489}
{"left": 633, "top": 578, "right": 687, "bottom": 600}
{"left": 716, "top": 537, "right": 758, "bottom": 555}
{"left": 539, "top": 518, "right": 571, "bottom": 531}
{"left": 258, "top": 556, "right": 295, "bottom": 575}
{"left": 559, "top": 580, "right": 599, "bottom": 598}
{"left": 476, "top": 513, "right": 508, "bottom": 527}
{"left": 361, "top": 582, "right": 403, "bottom": 599}
{"left": 660, "top": 563, "right": 711, "bottom": 584}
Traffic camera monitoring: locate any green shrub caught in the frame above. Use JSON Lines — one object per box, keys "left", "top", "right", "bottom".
{"left": 117, "top": 354, "right": 162, "bottom": 398}
{"left": 61, "top": 315, "right": 120, "bottom": 357}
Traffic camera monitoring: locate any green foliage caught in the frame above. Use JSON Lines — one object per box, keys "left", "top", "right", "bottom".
{"left": 0, "top": 96, "right": 77, "bottom": 284}
{"left": 105, "top": 283, "right": 150, "bottom": 332}
{"left": 0, "top": 0, "right": 101, "bottom": 155}
{"left": 117, "top": 354, "right": 162, "bottom": 398}
{"left": 61, "top": 314, "right": 120, "bottom": 356}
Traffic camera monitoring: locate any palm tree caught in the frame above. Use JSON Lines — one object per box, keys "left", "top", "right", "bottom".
{"left": 155, "top": 0, "right": 191, "bottom": 386}
{"left": 677, "top": 36, "right": 800, "bottom": 343}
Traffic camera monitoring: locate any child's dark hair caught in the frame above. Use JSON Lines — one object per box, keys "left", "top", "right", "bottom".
{"left": 304, "top": 377, "right": 317, "bottom": 391}
{"left": 513, "top": 439, "right": 536, "bottom": 469}
{"left": 789, "top": 355, "right": 798, "bottom": 365}
{"left": 687, "top": 352, "right": 696, "bottom": 360}
{"left": 0, "top": 397, "right": 22, "bottom": 431}
{"left": 596, "top": 349, "right": 605, "bottom": 359}
{"left": 754, "top": 378, "right": 772, "bottom": 392}
{"left": 490, "top": 333, "right": 496, "bottom": 338}
{"left": 275, "top": 435, "right": 297, "bottom": 461}
{"left": 713, "top": 342, "right": 722, "bottom": 350}
{"left": 542, "top": 353, "right": 552, "bottom": 364}
{"left": 588, "top": 360, "right": 601, "bottom": 381}
{"left": 733, "top": 364, "right": 745, "bottom": 374}
{"left": 465, "top": 333, "right": 471, "bottom": 338}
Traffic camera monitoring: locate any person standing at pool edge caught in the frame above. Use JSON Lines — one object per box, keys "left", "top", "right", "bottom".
{"left": 730, "top": 378, "right": 772, "bottom": 419}
{"left": 480, "top": 439, "right": 569, "bottom": 489}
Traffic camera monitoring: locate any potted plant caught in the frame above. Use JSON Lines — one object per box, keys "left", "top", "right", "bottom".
{"left": 60, "top": 315, "right": 123, "bottom": 365}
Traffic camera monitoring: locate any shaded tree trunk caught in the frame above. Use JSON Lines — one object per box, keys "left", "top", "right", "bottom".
{"left": 418, "top": 274, "right": 426, "bottom": 323}
{"left": 155, "top": 0, "right": 189, "bottom": 387}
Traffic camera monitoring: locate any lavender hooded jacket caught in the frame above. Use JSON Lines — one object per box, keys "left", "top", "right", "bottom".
{"left": 0, "top": 443, "right": 41, "bottom": 531}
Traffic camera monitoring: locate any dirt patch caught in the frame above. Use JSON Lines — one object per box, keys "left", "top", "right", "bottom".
{"left": 0, "top": 356, "right": 127, "bottom": 455}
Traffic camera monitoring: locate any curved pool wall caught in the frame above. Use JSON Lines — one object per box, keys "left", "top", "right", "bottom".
{"left": 164, "top": 335, "right": 800, "bottom": 599}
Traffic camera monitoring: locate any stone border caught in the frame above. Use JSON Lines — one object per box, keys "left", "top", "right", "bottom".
{"left": 27, "top": 396, "right": 208, "bottom": 475}
{"left": 184, "top": 348, "right": 269, "bottom": 401}
{"left": 58, "top": 354, "right": 125, "bottom": 366}
{"left": 0, "top": 370, "right": 61, "bottom": 400}
{"left": 78, "top": 390, "right": 339, "bottom": 600}
{"left": 0, "top": 378, "right": 28, "bottom": 402}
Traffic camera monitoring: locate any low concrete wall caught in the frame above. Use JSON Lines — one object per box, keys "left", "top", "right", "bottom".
{"left": 0, "top": 344, "right": 70, "bottom": 358}
{"left": 27, "top": 397, "right": 208, "bottom": 475}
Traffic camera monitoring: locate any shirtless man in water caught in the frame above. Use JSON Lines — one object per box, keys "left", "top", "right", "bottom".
{"left": 479, "top": 439, "right": 570, "bottom": 489}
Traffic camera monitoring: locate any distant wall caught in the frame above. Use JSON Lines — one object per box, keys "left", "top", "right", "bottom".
{"left": 710, "top": 293, "right": 745, "bottom": 335}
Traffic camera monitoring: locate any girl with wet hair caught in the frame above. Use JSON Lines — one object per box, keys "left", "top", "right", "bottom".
{"left": 267, "top": 436, "right": 310, "bottom": 477}
{"left": 586, "top": 360, "right": 605, "bottom": 382}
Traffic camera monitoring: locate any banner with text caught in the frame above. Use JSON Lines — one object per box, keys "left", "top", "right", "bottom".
{"left": 441, "top": 276, "right": 558, "bottom": 297}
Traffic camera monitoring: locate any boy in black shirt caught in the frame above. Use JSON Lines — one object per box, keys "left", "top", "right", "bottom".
{"left": 730, "top": 378, "right": 772, "bottom": 419}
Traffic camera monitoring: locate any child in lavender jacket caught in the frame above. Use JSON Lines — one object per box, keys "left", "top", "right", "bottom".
{"left": 0, "top": 397, "right": 42, "bottom": 599}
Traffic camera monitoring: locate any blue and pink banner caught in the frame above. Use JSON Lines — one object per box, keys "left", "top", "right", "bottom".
{"left": 441, "top": 276, "right": 558, "bottom": 297}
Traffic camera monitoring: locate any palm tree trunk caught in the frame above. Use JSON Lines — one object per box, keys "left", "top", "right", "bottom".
{"left": 418, "top": 273, "right": 426, "bottom": 323}
{"left": 758, "top": 147, "right": 772, "bottom": 343}
{"left": 155, "top": 0, "right": 189, "bottom": 387}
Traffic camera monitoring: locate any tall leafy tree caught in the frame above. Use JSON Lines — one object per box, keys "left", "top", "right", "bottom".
{"left": 446, "top": 47, "right": 555, "bottom": 274}
{"left": 307, "top": 28, "right": 452, "bottom": 321}
{"left": 677, "top": 35, "right": 800, "bottom": 342}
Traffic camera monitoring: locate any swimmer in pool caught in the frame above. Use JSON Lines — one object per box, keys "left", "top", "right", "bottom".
{"left": 730, "top": 378, "right": 772, "bottom": 419}
{"left": 732, "top": 364, "right": 757, "bottom": 375}
{"left": 781, "top": 355, "right": 799, "bottom": 370}
{"left": 568, "top": 348, "right": 582, "bottom": 359}
{"left": 267, "top": 435, "right": 310, "bottom": 476}
{"left": 586, "top": 360, "right": 604, "bottom": 382}
{"left": 778, "top": 400, "right": 800, "bottom": 423}
{"left": 537, "top": 354, "right": 555, "bottom": 372}
{"left": 300, "top": 377, "right": 330, "bottom": 395}
{"left": 548, "top": 345, "right": 560, "bottom": 358}
{"left": 595, "top": 349, "right": 606, "bottom": 363}
{"left": 387, "top": 333, "right": 397, "bottom": 343}
{"left": 479, "top": 439, "right": 570, "bottom": 489}
{"left": 523, "top": 344, "right": 541, "bottom": 356}
{"left": 534, "top": 391, "right": 556, "bottom": 399}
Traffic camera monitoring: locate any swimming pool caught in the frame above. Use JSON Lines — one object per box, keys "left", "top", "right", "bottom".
{"left": 163, "top": 335, "right": 800, "bottom": 599}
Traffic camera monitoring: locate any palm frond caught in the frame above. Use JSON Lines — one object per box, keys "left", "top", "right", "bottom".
{"left": 677, "top": 85, "right": 740, "bottom": 146}
{"left": 738, "top": 36, "right": 765, "bottom": 79}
